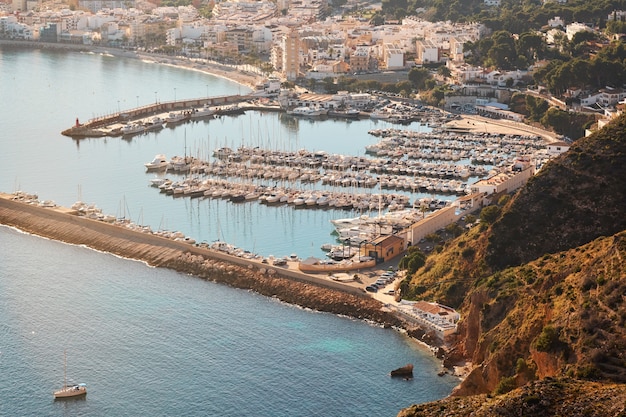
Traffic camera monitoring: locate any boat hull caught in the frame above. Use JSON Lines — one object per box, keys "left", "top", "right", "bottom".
{"left": 54, "top": 385, "right": 87, "bottom": 399}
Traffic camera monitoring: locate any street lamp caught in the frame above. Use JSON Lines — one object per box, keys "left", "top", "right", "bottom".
{"left": 174, "top": 87, "right": 177, "bottom": 103}
{"left": 154, "top": 91, "right": 157, "bottom": 104}
{"left": 136, "top": 95, "right": 139, "bottom": 107}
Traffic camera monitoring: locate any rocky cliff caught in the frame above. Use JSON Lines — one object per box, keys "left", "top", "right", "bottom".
{"left": 399, "top": 113, "right": 626, "bottom": 414}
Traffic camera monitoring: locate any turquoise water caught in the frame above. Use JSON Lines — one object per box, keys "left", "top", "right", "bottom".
{"left": 0, "top": 46, "right": 457, "bottom": 416}
{"left": 0, "top": 227, "right": 457, "bottom": 416}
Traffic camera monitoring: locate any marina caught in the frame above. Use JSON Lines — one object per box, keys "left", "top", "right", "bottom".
{"left": 0, "top": 45, "right": 462, "bottom": 417}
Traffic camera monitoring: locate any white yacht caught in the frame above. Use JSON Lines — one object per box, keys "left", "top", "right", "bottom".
{"left": 190, "top": 104, "right": 216, "bottom": 119}
{"left": 287, "top": 106, "right": 327, "bottom": 117}
{"left": 120, "top": 122, "right": 145, "bottom": 135}
{"left": 144, "top": 154, "right": 169, "bottom": 170}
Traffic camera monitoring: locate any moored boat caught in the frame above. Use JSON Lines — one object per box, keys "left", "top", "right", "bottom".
{"left": 144, "top": 154, "right": 168, "bottom": 170}
{"left": 287, "top": 106, "right": 327, "bottom": 117}
{"left": 328, "top": 108, "right": 360, "bottom": 119}
{"left": 190, "top": 104, "right": 216, "bottom": 119}
{"left": 120, "top": 122, "right": 145, "bottom": 136}
{"left": 53, "top": 351, "right": 87, "bottom": 399}
{"left": 165, "top": 111, "right": 189, "bottom": 124}
{"left": 144, "top": 116, "right": 164, "bottom": 131}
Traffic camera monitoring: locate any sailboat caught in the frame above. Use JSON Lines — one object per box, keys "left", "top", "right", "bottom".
{"left": 53, "top": 350, "right": 87, "bottom": 399}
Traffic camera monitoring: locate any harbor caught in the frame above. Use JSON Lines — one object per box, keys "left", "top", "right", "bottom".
{"left": 55, "top": 84, "right": 557, "bottom": 268}
{"left": 10, "top": 46, "right": 560, "bottom": 265}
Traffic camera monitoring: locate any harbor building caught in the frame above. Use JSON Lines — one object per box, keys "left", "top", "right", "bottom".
{"left": 471, "top": 158, "right": 535, "bottom": 197}
{"left": 396, "top": 301, "right": 460, "bottom": 341}
{"left": 361, "top": 235, "right": 405, "bottom": 263}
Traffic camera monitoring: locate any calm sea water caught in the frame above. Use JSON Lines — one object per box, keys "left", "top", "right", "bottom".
{"left": 0, "top": 227, "right": 456, "bottom": 416}
{"left": 0, "top": 45, "right": 444, "bottom": 259}
{"left": 0, "top": 46, "right": 457, "bottom": 416}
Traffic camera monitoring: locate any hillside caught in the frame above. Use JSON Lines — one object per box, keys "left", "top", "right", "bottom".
{"left": 398, "top": 113, "right": 626, "bottom": 410}
{"left": 398, "top": 378, "right": 626, "bottom": 417}
{"left": 486, "top": 113, "right": 626, "bottom": 270}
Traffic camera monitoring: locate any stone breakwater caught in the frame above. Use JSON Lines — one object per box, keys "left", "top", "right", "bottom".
{"left": 0, "top": 193, "right": 407, "bottom": 329}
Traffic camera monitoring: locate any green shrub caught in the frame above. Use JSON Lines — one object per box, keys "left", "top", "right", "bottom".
{"left": 534, "top": 325, "right": 561, "bottom": 352}
{"left": 494, "top": 376, "right": 516, "bottom": 395}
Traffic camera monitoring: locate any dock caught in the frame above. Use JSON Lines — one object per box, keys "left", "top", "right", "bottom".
{"left": 61, "top": 94, "right": 282, "bottom": 138}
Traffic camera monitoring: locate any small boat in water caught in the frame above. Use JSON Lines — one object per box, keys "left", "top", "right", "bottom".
{"left": 144, "top": 116, "right": 164, "bottom": 131}
{"left": 144, "top": 154, "right": 169, "bottom": 170}
{"left": 190, "top": 104, "right": 216, "bottom": 119}
{"left": 120, "top": 122, "right": 145, "bottom": 136}
{"left": 328, "top": 108, "right": 360, "bottom": 119}
{"left": 165, "top": 111, "right": 188, "bottom": 124}
{"left": 287, "top": 106, "right": 327, "bottom": 117}
{"left": 54, "top": 351, "right": 87, "bottom": 399}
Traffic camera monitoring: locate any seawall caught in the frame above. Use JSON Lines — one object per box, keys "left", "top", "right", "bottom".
{"left": 0, "top": 193, "right": 404, "bottom": 327}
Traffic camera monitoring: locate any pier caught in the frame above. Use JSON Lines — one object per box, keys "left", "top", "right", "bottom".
{"left": 61, "top": 93, "right": 279, "bottom": 138}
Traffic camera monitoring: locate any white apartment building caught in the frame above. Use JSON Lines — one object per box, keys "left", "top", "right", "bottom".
{"left": 565, "top": 22, "right": 593, "bottom": 40}
{"left": 383, "top": 43, "right": 403, "bottom": 69}
{"left": 415, "top": 39, "right": 439, "bottom": 64}
{"left": 471, "top": 159, "right": 535, "bottom": 195}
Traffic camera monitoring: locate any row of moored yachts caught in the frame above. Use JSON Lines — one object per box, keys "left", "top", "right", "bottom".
{"left": 149, "top": 176, "right": 435, "bottom": 212}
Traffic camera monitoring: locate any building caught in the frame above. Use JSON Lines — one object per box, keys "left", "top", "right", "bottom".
{"left": 282, "top": 29, "right": 301, "bottom": 81}
{"left": 349, "top": 46, "right": 370, "bottom": 72}
{"left": 565, "top": 22, "right": 593, "bottom": 41}
{"left": 471, "top": 158, "right": 535, "bottom": 196}
{"left": 383, "top": 43, "right": 404, "bottom": 69}
{"left": 405, "top": 206, "right": 460, "bottom": 247}
{"left": 396, "top": 300, "right": 459, "bottom": 340}
{"left": 547, "top": 141, "right": 570, "bottom": 156}
{"left": 415, "top": 39, "right": 439, "bottom": 64}
{"left": 361, "top": 235, "right": 405, "bottom": 263}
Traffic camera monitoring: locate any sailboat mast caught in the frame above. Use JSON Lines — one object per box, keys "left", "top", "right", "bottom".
{"left": 63, "top": 350, "right": 67, "bottom": 389}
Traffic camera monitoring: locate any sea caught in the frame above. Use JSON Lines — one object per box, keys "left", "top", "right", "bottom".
{"left": 0, "top": 46, "right": 458, "bottom": 416}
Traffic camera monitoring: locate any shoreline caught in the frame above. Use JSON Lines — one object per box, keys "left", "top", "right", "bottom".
{"left": 0, "top": 192, "right": 464, "bottom": 379}
{"left": 0, "top": 39, "right": 266, "bottom": 90}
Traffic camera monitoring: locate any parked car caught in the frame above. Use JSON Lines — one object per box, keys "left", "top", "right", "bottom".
{"left": 365, "top": 285, "right": 378, "bottom": 293}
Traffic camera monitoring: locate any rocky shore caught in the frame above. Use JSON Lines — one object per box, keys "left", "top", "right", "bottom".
{"left": 0, "top": 192, "right": 430, "bottom": 337}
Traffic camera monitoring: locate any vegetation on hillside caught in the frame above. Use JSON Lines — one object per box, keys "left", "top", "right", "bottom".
{"left": 397, "top": 113, "right": 626, "bottom": 406}
{"left": 378, "top": 0, "right": 626, "bottom": 32}
{"left": 485, "top": 112, "right": 626, "bottom": 270}
{"left": 398, "top": 378, "right": 626, "bottom": 416}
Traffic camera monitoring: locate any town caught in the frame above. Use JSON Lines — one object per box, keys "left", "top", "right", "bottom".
{"left": 1, "top": 0, "right": 625, "bottom": 138}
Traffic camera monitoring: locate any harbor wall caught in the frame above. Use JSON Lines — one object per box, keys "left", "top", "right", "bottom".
{"left": 63, "top": 94, "right": 250, "bottom": 137}
{"left": 0, "top": 193, "right": 405, "bottom": 327}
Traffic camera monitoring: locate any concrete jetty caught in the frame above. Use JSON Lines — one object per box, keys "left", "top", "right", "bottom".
{"left": 61, "top": 94, "right": 279, "bottom": 138}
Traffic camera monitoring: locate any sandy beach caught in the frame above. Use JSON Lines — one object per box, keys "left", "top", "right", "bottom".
{"left": 0, "top": 40, "right": 267, "bottom": 90}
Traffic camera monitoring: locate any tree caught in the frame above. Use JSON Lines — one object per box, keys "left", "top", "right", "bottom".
{"left": 408, "top": 67, "right": 432, "bottom": 90}
{"left": 526, "top": 95, "right": 549, "bottom": 121}
{"left": 541, "top": 107, "right": 571, "bottom": 135}
{"left": 517, "top": 32, "right": 544, "bottom": 62}
{"left": 437, "top": 65, "right": 451, "bottom": 80}
{"left": 398, "top": 247, "right": 426, "bottom": 276}
{"left": 480, "top": 205, "right": 501, "bottom": 224}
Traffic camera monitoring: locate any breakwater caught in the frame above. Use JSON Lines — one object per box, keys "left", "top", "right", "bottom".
{"left": 61, "top": 94, "right": 255, "bottom": 137}
{"left": 0, "top": 192, "right": 409, "bottom": 328}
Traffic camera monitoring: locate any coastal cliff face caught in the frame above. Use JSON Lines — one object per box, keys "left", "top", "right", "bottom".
{"left": 399, "top": 113, "right": 626, "bottom": 412}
